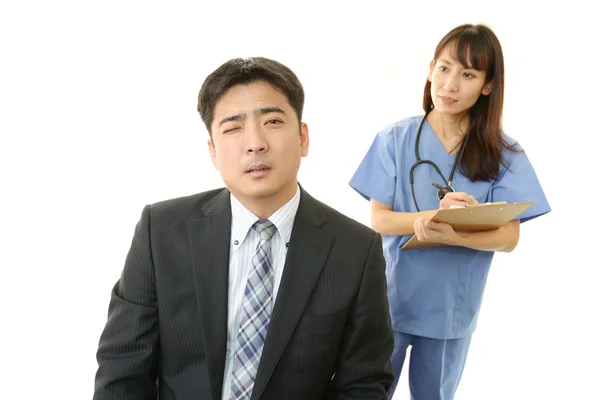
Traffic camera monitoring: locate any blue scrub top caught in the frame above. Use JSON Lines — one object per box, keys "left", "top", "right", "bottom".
{"left": 349, "top": 115, "right": 551, "bottom": 340}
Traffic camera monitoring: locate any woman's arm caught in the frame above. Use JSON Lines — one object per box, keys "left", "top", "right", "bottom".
{"left": 453, "top": 220, "right": 520, "bottom": 252}
{"left": 370, "top": 192, "right": 479, "bottom": 236}
{"left": 413, "top": 218, "right": 521, "bottom": 252}
{"left": 370, "top": 199, "right": 436, "bottom": 236}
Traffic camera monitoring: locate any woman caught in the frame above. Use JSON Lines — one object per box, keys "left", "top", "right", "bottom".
{"left": 349, "top": 24, "right": 551, "bottom": 399}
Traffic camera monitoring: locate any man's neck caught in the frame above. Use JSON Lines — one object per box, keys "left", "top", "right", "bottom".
{"left": 231, "top": 182, "right": 299, "bottom": 220}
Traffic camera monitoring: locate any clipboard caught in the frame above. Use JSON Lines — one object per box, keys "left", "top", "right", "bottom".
{"left": 401, "top": 201, "right": 535, "bottom": 250}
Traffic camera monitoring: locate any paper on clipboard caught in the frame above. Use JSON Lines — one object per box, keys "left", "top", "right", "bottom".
{"left": 402, "top": 201, "right": 535, "bottom": 250}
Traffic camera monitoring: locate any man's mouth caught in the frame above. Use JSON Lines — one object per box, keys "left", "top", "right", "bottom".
{"left": 246, "top": 164, "right": 271, "bottom": 174}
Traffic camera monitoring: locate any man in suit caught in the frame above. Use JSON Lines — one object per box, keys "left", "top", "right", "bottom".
{"left": 93, "top": 57, "right": 394, "bottom": 399}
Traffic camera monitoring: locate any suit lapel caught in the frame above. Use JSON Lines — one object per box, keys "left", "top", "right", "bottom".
{"left": 251, "top": 189, "right": 332, "bottom": 400}
{"left": 188, "top": 189, "right": 232, "bottom": 400}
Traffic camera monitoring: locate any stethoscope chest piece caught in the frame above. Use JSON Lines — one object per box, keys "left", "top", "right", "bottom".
{"left": 433, "top": 183, "right": 455, "bottom": 200}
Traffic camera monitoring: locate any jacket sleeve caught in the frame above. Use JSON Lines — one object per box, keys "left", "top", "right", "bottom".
{"left": 93, "top": 205, "right": 159, "bottom": 400}
{"left": 327, "top": 232, "right": 394, "bottom": 399}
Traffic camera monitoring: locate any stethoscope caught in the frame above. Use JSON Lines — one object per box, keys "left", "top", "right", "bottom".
{"left": 409, "top": 108, "right": 468, "bottom": 211}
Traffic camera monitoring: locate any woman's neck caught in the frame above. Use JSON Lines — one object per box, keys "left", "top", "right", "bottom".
{"left": 427, "top": 108, "right": 470, "bottom": 140}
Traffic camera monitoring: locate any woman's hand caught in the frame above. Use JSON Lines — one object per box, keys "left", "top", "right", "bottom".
{"left": 413, "top": 217, "right": 459, "bottom": 245}
{"left": 439, "top": 192, "right": 478, "bottom": 209}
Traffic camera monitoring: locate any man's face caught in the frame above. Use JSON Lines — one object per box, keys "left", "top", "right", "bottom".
{"left": 208, "top": 80, "right": 309, "bottom": 210}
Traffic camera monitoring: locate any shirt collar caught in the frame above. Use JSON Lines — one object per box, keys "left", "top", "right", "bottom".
{"left": 230, "top": 185, "right": 301, "bottom": 251}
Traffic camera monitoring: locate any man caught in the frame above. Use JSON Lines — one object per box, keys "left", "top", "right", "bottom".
{"left": 93, "top": 57, "right": 394, "bottom": 400}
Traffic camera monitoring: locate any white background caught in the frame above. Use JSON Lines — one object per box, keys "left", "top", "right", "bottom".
{"left": 1, "top": 1, "right": 598, "bottom": 399}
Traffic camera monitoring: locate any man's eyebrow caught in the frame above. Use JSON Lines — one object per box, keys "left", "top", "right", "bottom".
{"left": 218, "top": 107, "right": 286, "bottom": 128}
{"left": 255, "top": 106, "right": 286, "bottom": 116}
{"left": 218, "top": 113, "right": 245, "bottom": 127}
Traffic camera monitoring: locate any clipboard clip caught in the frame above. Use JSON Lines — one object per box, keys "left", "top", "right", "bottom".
{"left": 466, "top": 201, "right": 508, "bottom": 208}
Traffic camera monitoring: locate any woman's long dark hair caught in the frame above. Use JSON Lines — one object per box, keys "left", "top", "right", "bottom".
{"left": 423, "top": 24, "right": 519, "bottom": 181}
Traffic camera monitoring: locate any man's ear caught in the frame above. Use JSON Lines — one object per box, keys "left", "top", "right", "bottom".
{"left": 300, "top": 122, "right": 309, "bottom": 157}
{"left": 207, "top": 138, "right": 218, "bottom": 170}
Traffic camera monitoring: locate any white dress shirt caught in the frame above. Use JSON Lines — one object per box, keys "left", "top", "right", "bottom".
{"left": 221, "top": 185, "right": 301, "bottom": 400}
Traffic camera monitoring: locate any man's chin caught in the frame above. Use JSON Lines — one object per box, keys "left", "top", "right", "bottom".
{"left": 233, "top": 181, "right": 296, "bottom": 202}
{"left": 242, "top": 187, "right": 279, "bottom": 200}
{"left": 228, "top": 182, "right": 277, "bottom": 200}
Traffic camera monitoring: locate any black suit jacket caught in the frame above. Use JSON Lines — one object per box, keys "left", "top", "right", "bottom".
{"left": 94, "top": 187, "right": 394, "bottom": 399}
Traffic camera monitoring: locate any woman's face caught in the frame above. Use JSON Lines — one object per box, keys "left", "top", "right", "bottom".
{"left": 428, "top": 45, "right": 492, "bottom": 116}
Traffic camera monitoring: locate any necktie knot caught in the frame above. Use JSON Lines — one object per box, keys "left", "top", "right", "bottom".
{"left": 252, "top": 219, "right": 276, "bottom": 241}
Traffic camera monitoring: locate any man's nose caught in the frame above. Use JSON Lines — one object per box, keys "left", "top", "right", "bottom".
{"left": 244, "top": 122, "right": 268, "bottom": 153}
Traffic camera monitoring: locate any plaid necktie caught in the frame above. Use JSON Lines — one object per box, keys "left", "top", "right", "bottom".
{"left": 229, "top": 219, "right": 277, "bottom": 400}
